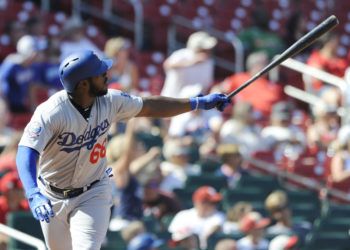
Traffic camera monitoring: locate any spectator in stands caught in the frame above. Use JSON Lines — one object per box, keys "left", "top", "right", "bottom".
{"left": 0, "top": 98, "right": 17, "bottom": 153}
{"left": 120, "top": 221, "right": 146, "bottom": 244}
{"left": 198, "top": 113, "right": 225, "bottom": 160}
{"left": 168, "top": 226, "right": 200, "bottom": 250}
{"left": 215, "top": 144, "right": 248, "bottom": 188}
{"left": 0, "top": 132, "right": 22, "bottom": 175}
{"left": 168, "top": 186, "right": 225, "bottom": 249}
{"left": 265, "top": 190, "right": 311, "bottom": 243}
{"left": 223, "top": 201, "right": 253, "bottom": 234}
{"left": 305, "top": 32, "right": 347, "bottom": 93}
{"left": 236, "top": 211, "right": 270, "bottom": 250}
{"left": 39, "top": 37, "right": 63, "bottom": 93}
{"left": 219, "top": 102, "right": 263, "bottom": 156}
{"left": 283, "top": 12, "right": 310, "bottom": 61}
{"left": 25, "top": 16, "right": 47, "bottom": 50}
{"left": 284, "top": 12, "right": 307, "bottom": 48}
{"left": 220, "top": 51, "right": 284, "bottom": 120}
{"left": 268, "top": 234, "right": 299, "bottom": 250}
{"left": 237, "top": 7, "right": 285, "bottom": 59}
{"left": 0, "top": 171, "right": 29, "bottom": 224}
{"left": 161, "top": 31, "right": 217, "bottom": 98}
{"left": 261, "top": 101, "right": 306, "bottom": 162}
{"left": 0, "top": 35, "right": 46, "bottom": 113}
{"left": 307, "top": 95, "right": 340, "bottom": 152}
{"left": 215, "top": 238, "right": 237, "bottom": 250}
{"left": 104, "top": 37, "right": 139, "bottom": 92}
{"left": 127, "top": 232, "right": 164, "bottom": 250}
{"left": 0, "top": 21, "right": 25, "bottom": 61}
{"left": 107, "top": 119, "right": 162, "bottom": 231}
{"left": 167, "top": 104, "right": 221, "bottom": 143}
{"left": 328, "top": 125, "right": 350, "bottom": 200}
{"left": 59, "top": 16, "right": 103, "bottom": 61}
{"left": 159, "top": 138, "right": 200, "bottom": 192}
{"left": 142, "top": 177, "right": 182, "bottom": 221}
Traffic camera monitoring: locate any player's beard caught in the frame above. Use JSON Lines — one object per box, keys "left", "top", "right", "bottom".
{"left": 88, "top": 80, "right": 108, "bottom": 97}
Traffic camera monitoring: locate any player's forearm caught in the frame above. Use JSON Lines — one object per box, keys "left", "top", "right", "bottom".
{"left": 136, "top": 93, "right": 230, "bottom": 117}
{"left": 137, "top": 96, "right": 192, "bottom": 117}
{"left": 16, "top": 146, "right": 40, "bottom": 196}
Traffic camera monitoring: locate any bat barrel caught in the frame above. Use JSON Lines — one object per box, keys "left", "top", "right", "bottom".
{"left": 227, "top": 15, "right": 339, "bottom": 99}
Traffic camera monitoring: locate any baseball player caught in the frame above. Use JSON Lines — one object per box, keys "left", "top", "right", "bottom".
{"left": 15, "top": 50, "right": 230, "bottom": 250}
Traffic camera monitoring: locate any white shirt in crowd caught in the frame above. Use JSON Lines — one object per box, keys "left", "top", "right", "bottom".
{"left": 161, "top": 48, "right": 214, "bottom": 98}
{"left": 168, "top": 207, "right": 225, "bottom": 249}
{"left": 236, "top": 236, "right": 269, "bottom": 250}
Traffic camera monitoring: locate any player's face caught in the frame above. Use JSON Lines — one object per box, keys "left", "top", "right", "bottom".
{"left": 88, "top": 72, "right": 108, "bottom": 97}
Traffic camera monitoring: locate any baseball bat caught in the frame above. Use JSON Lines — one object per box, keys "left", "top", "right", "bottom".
{"left": 227, "top": 15, "right": 339, "bottom": 99}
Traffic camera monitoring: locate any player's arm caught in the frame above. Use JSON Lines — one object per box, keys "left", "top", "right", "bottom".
{"left": 136, "top": 93, "right": 230, "bottom": 118}
{"left": 111, "top": 119, "right": 136, "bottom": 188}
{"left": 16, "top": 146, "right": 54, "bottom": 222}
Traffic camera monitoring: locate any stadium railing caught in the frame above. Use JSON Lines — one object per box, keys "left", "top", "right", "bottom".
{"left": 0, "top": 223, "right": 46, "bottom": 250}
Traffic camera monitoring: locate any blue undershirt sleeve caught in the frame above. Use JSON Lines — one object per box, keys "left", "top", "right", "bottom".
{"left": 16, "top": 146, "right": 40, "bottom": 197}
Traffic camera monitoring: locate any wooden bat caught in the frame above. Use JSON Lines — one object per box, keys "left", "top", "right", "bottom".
{"left": 227, "top": 15, "right": 339, "bottom": 98}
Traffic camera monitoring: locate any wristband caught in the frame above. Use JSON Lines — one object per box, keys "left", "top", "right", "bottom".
{"left": 189, "top": 97, "right": 200, "bottom": 110}
{"left": 26, "top": 187, "right": 41, "bottom": 199}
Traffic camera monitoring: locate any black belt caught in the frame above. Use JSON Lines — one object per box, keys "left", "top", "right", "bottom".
{"left": 39, "top": 176, "right": 100, "bottom": 198}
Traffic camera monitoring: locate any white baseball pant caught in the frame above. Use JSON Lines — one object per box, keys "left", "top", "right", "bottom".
{"left": 38, "top": 176, "right": 113, "bottom": 250}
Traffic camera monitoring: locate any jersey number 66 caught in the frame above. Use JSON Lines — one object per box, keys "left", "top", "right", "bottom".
{"left": 89, "top": 139, "right": 107, "bottom": 164}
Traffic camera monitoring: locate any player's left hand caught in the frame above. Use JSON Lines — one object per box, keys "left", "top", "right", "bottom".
{"left": 27, "top": 189, "right": 55, "bottom": 223}
{"left": 190, "top": 93, "right": 231, "bottom": 111}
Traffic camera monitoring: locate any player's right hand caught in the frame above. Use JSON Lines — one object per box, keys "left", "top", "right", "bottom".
{"left": 28, "top": 190, "right": 55, "bottom": 223}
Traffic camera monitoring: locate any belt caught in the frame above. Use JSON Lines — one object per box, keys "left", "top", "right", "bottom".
{"left": 39, "top": 176, "right": 100, "bottom": 199}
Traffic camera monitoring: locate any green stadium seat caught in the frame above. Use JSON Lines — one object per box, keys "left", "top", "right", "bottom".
{"left": 161, "top": 214, "right": 176, "bottom": 230}
{"left": 304, "top": 231, "right": 350, "bottom": 250}
{"left": 173, "top": 187, "right": 195, "bottom": 209}
{"left": 197, "top": 158, "right": 221, "bottom": 173}
{"left": 207, "top": 232, "right": 244, "bottom": 249}
{"left": 323, "top": 203, "right": 350, "bottom": 218}
{"left": 222, "top": 187, "right": 266, "bottom": 211}
{"left": 236, "top": 174, "right": 283, "bottom": 194}
{"left": 101, "top": 230, "right": 127, "bottom": 250}
{"left": 291, "top": 203, "right": 320, "bottom": 222}
{"left": 185, "top": 174, "right": 227, "bottom": 191}
{"left": 314, "top": 217, "right": 350, "bottom": 233}
{"left": 6, "top": 211, "right": 44, "bottom": 250}
{"left": 286, "top": 189, "right": 319, "bottom": 204}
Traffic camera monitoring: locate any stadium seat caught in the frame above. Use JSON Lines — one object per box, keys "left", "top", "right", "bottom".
{"left": 172, "top": 187, "right": 194, "bottom": 209}
{"left": 291, "top": 203, "right": 320, "bottom": 222}
{"left": 184, "top": 174, "right": 228, "bottom": 191}
{"left": 236, "top": 174, "right": 283, "bottom": 194}
{"left": 207, "top": 232, "right": 244, "bottom": 250}
{"left": 304, "top": 231, "right": 350, "bottom": 250}
{"left": 101, "top": 230, "right": 127, "bottom": 250}
{"left": 6, "top": 211, "right": 44, "bottom": 250}
{"left": 197, "top": 158, "right": 221, "bottom": 173}
{"left": 222, "top": 187, "right": 266, "bottom": 210}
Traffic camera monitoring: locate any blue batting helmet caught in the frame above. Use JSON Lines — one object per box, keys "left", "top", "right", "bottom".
{"left": 59, "top": 50, "right": 113, "bottom": 92}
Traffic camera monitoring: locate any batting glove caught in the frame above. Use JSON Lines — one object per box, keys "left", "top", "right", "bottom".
{"left": 190, "top": 93, "right": 231, "bottom": 111}
{"left": 27, "top": 188, "right": 55, "bottom": 223}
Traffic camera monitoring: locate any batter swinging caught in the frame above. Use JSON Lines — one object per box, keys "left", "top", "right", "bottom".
{"left": 16, "top": 50, "right": 230, "bottom": 250}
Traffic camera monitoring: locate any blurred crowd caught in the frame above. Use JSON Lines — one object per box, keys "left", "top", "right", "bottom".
{"left": 1, "top": 1, "right": 350, "bottom": 250}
